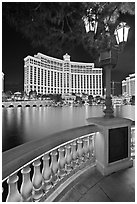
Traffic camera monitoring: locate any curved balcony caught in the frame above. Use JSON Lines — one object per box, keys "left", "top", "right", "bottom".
{"left": 2, "top": 125, "right": 135, "bottom": 202}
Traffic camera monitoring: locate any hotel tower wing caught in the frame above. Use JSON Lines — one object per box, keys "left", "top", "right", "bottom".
{"left": 24, "top": 53, "right": 103, "bottom": 96}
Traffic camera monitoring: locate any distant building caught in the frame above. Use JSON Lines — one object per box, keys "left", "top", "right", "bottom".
{"left": 24, "top": 53, "right": 103, "bottom": 96}
{"left": 14, "top": 92, "right": 22, "bottom": 101}
{"left": 62, "top": 93, "right": 76, "bottom": 104}
{"left": 112, "top": 96, "right": 123, "bottom": 106}
{"left": 122, "top": 73, "right": 135, "bottom": 97}
{"left": 2, "top": 72, "right": 4, "bottom": 92}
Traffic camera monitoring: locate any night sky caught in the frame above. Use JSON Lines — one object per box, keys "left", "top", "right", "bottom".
{"left": 2, "top": 9, "right": 135, "bottom": 95}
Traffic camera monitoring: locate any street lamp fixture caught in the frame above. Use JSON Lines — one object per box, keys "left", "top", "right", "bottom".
{"left": 84, "top": 15, "right": 130, "bottom": 118}
{"left": 83, "top": 9, "right": 98, "bottom": 34}
{"left": 114, "top": 22, "right": 130, "bottom": 45}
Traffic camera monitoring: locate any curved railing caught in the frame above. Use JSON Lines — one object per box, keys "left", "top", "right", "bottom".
{"left": 2, "top": 124, "right": 135, "bottom": 202}
{"left": 2, "top": 125, "right": 98, "bottom": 202}
{"left": 131, "top": 126, "right": 135, "bottom": 159}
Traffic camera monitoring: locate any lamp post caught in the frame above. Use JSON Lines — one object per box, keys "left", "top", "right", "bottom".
{"left": 100, "top": 22, "right": 130, "bottom": 118}
{"left": 84, "top": 17, "right": 130, "bottom": 118}
{"left": 85, "top": 10, "right": 133, "bottom": 177}
{"left": 99, "top": 46, "right": 119, "bottom": 118}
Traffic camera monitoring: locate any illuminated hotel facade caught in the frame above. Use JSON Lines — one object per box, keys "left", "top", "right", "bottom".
{"left": 24, "top": 53, "right": 103, "bottom": 96}
{"left": 122, "top": 73, "right": 135, "bottom": 97}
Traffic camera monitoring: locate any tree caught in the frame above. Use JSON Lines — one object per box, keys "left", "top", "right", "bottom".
{"left": 52, "top": 94, "right": 62, "bottom": 103}
{"left": 130, "top": 95, "right": 135, "bottom": 105}
{"left": 123, "top": 98, "right": 127, "bottom": 105}
{"left": 37, "top": 93, "right": 42, "bottom": 100}
{"left": 88, "top": 95, "right": 94, "bottom": 105}
{"left": 75, "top": 96, "right": 82, "bottom": 104}
{"left": 88, "top": 95, "right": 94, "bottom": 101}
{"left": 29, "top": 90, "right": 37, "bottom": 99}
{"left": 2, "top": 92, "right": 8, "bottom": 102}
{"left": 5, "top": 91, "right": 12, "bottom": 99}
{"left": 2, "top": 2, "right": 135, "bottom": 61}
{"left": 22, "top": 91, "right": 29, "bottom": 100}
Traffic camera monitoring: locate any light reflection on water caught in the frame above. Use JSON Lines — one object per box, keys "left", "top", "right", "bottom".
{"left": 2, "top": 105, "right": 135, "bottom": 152}
{"left": 114, "top": 105, "right": 135, "bottom": 121}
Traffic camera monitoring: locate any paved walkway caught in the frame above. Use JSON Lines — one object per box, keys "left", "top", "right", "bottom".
{"left": 56, "top": 160, "right": 135, "bottom": 202}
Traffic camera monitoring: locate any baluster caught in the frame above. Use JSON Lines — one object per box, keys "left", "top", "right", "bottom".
{"left": 6, "top": 173, "right": 23, "bottom": 202}
{"left": 2, "top": 187, "right": 4, "bottom": 202}
{"left": 65, "top": 145, "right": 72, "bottom": 174}
{"left": 20, "top": 165, "right": 33, "bottom": 201}
{"left": 131, "top": 128, "right": 135, "bottom": 158}
{"left": 86, "top": 136, "right": 90, "bottom": 159}
{"left": 89, "top": 135, "right": 94, "bottom": 158}
{"left": 42, "top": 154, "right": 52, "bottom": 193}
{"left": 50, "top": 150, "right": 59, "bottom": 185}
{"left": 32, "top": 159, "right": 43, "bottom": 201}
{"left": 77, "top": 139, "right": 84, "bottom": 164}
{"left": 83, "top": 137, "right": 89, "bottom": 161}
{"left": 71, "top": 141, "right": 78, "bottom": 168}
{"left": 131, "top": 129, "right": 135, "bottom": 146}
{"left": 58, "top": 147, "right": 66, "bottom": 179}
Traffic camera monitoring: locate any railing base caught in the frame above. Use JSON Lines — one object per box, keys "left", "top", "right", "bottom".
{"left": 42, "top": 160, "right": 96, "bottom": 202}
{"left": 96, "top": 158, "right": 133, "bottom": 176}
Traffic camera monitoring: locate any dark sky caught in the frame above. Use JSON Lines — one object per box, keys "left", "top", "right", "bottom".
{"left": 2, "top": 12, "right": 135, "bottom": 95}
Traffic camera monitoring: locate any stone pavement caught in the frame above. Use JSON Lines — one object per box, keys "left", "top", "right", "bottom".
{"left": 55, "top": 160, "right": 135, "bottom": 202}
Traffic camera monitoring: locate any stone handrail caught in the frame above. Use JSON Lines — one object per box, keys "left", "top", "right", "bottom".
{"left": 2, "top": 125, "right": 135, "bottom": 202}
{"left": 2, "top": 124, "right": 98, "bottom": 180}
{"left": 131, "top": 127, "right": 135, "bottom": 158}
{"left": 2, "top": 124, "right": 98, "bottom": 202}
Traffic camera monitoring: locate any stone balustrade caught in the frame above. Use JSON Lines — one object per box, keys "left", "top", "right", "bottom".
{"left": 131, "top": 127, "right": 135, "bottom": 158}
{"left": 2, "top": 125, "right": 135, "bottom": 202}
{"left": 2, "top": 132, "right": 95, "bottom": 202}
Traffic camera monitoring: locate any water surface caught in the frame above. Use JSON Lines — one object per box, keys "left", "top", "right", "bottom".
{"left": 2, "top": 105, "right": 135, "bottom": 152}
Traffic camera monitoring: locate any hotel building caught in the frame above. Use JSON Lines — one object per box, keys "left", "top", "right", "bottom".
{"left": 24, "top": 53, "right": 103, "bottom": 96}
{"left": 122, "top": 73, "right": 135, "bottom": 97}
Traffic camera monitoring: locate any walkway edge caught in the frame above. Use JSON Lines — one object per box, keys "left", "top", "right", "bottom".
{"left": 44, "top": 163, "right": 96, "bottom": 202}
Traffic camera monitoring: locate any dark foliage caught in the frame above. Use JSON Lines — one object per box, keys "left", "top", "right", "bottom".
{"left": 2, "top": 2, "right": 135, "bottom": 61}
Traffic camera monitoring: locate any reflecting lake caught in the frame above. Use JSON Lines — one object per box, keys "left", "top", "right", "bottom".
{"left": 2, "top": 105, "right": 135, "bottom": 152}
